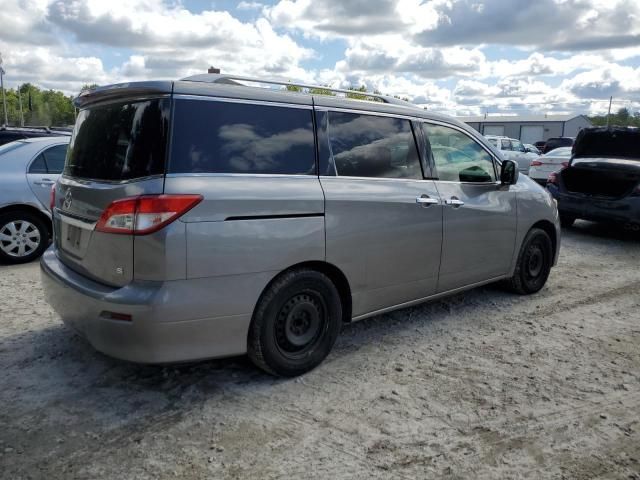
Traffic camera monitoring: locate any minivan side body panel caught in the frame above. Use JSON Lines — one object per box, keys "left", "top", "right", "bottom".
{"left": 165, "top": 175, "right": 325, "bottom": 280}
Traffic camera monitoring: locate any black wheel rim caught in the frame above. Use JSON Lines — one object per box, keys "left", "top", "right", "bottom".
{"left": 274, "top": 291, "right": 327, "bottom": 359}
{"left": 524, "top": 239, "right": 549, "bottom": 286}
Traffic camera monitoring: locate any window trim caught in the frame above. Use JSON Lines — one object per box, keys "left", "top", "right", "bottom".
{"left": 422, "top": 120, "right": 500, "bottom": 184}
{"left": 27, "top": 142, "right": 68, "bottom": 175}
{"left": 321, "top": 109, "right": 426, "bottom": 181}
{"left": 172, "top": 94, "right": 313, "bottom": 110}
{"left": 41, "top": 144, "right": 68, "bottom": 174}
{"left": 169, "top": 95, "right": 317, "bottom": 176}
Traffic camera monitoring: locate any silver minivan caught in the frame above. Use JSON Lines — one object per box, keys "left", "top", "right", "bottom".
{"left": 41, "top": 75, "right": 560, "bottom": 376}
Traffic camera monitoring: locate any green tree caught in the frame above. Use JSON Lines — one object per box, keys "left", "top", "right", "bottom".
{"left": 1, "top": 83, "right": 76, "bottom": 127}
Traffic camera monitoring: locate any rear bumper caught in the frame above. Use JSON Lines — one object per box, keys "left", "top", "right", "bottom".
{"left": 548, "top": 186, "right": 640, "bottom": 224}
{"left": 40, "top": 248, "right": 265, "bottom": 364}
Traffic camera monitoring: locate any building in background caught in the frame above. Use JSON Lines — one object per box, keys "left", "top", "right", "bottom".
{"left": 458, "top": 114, "right": 592, "bottom": 143}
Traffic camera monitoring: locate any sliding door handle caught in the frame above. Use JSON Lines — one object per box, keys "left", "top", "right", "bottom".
{"left": 416, "top": 195, "right": 439, "bottom": 206}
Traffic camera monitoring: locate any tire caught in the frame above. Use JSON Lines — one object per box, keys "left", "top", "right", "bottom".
{"left": 0, "top": 211, "right": 50, "bottom": 264}
{"left": 560, "top": 214, "right": 575, "bottom": 228}
{"left": 248, "top": 269, "right": 343, "bottom": 377}
{"left": 505, "top": 228, "right": 553, "bottom": 295}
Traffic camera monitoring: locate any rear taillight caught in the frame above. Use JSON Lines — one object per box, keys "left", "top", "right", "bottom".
{"left": 530, "top": 160, "right": 543, "bottom": 167}
{"left": 95, "top": 195, "right": 203, "bottom": 235}
{"left": 561, "top": 162, "right": 569, "bottom": 168}
{"left": 547, "top": 172, "right": 559, "bottom": 185}
{"left": 50, "top": 185, "right": 56, "bottom": 212}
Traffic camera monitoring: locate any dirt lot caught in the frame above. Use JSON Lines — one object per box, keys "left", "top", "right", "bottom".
{"left": 0, "top": 221, "right": 639, "bottom": 479}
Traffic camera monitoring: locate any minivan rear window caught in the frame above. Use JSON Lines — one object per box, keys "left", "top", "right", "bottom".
{"left": 64, "top": 98, "right": 170, "bottom": 181}
{"left": 169, "top": 99, "right": 316, "bottom": 175}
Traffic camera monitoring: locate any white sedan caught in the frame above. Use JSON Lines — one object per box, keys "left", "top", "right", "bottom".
{"left": 528, "top": 147, "right": 572, "bottom": 185}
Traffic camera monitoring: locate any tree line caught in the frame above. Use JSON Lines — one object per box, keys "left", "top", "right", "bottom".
{"left": 1, "top": 83, "right": 638, "bottom": 128}
{"left": 0, "top": 83, "right": 97, "bottom": 127}
{"left": 588, "top": 107, "right": 640, "bottom": 128}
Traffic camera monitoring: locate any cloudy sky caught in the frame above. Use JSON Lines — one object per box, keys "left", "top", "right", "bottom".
{"left": 0, "top": 0, "right": 639, "bottom": 115}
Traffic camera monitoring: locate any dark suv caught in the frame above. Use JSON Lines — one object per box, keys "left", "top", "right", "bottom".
{"left": 0, "top": 127, "right": 71, "bottom": 147}
{"left": 543, "top": 137, "right": 574, "bottom": 154}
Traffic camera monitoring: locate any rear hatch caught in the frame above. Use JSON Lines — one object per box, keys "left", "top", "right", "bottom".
{"left": 560, "top": 127, "right": 640, "bottom": 199}
{"left": 53, "top": 88, "right": 171, "bottom": 287}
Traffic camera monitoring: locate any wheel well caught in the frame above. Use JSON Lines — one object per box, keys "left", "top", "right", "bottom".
{"left": 265, "top": 261, "right": 353, "bottom": 324}
{"left": 0, "top": 204, "right": 52, "bottom": 237}
{"left": 531, "top": 220, "right": 557, "bottom": 258}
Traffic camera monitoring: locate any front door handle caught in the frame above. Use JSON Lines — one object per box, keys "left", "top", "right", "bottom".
{"left": 444, "top": 197, "right": 465, "bottom": 207}
{"left": 416, "top": 195, "right": 439, "bottom": 206}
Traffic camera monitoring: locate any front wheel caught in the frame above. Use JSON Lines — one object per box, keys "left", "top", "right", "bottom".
{"left": 248, "top": 269, "right": 342, "bottom": 377}
{"left": 505, "top": 228, "right": 553, "bottom": 295}
{"left": 0, "top": 211, "right": 49, "bottom": 264}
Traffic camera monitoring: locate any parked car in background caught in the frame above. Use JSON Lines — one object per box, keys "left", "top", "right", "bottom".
{"left": 548, "top": 127, "right": 640, "bottom": 229}
{"left": 524, "top": 144, "right": 541, "bottom": 155}
{"left": 529, "top": 147, "right": 572, "bottom": 185}
{"left": 0, "top": 137, "right": 70, "bottom": 264}
{"left": 543, "top": 137, "right": 573, "bottom": 154}
{"left": 0, "top": 126, "right": 71, "bottom": 147}
{"left": 41, "top": 75, "right": 560, "bottom": 377}
{"left": 485, "top": 135, "right": 535, "bottom": 174}
{"left": 534, "top": 140, "right": 546, "bottom": 153}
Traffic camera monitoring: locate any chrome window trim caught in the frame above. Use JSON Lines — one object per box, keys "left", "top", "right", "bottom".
{"left": 165, "top": 173, "right": 319, "bottom": 179}
{"left": 314, "top": 105, "right": 427, "bottom": 124}
{"left": 60, "top": 173, "right": 165, "bottom": 185}
{"left": 173, "top": 94, "right": 313, "bottom": 110}
{"left": 319, "top": 175, "right": 437, "bottom": 184}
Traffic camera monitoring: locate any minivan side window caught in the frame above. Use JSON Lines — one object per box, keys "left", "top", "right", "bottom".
{"left": 423, "top": 123, "right": 497, "bottom": 183}
{"left": 324, "top": 111, "right": 422, "bottom": 179}
{"left": 170, "top": 99, "right": 316, "bottom": 175}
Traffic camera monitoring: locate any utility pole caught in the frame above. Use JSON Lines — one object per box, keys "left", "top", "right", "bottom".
{"left": 18, "top": 84, "right": 24, "bottom": 126}
{"left": 0, "top": 53, "right": 8, "bottom": 126}
{"left": 606, "top": 96, "right": 613, "bottom": 128}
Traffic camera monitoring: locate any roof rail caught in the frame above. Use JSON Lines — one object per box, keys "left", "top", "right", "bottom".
{"left": 181, "top": 73, "right": 418, "bottom": 109}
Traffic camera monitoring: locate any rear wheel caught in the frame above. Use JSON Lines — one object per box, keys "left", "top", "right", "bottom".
{"left": 0, "top": 211, "right": 49, "bottom": 264}
{"left": 505, "top": 228, "right": 553, "bottom": 295}
{"left": 248, "top": 269, "right": 342, "bottom": 377}
{"left": 560, "top": 214, "right": 575, "bottom": 228}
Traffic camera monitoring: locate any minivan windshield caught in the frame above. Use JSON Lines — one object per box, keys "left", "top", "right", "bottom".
{"left": 64, "top": 98, "right": 170, "bottom": 181}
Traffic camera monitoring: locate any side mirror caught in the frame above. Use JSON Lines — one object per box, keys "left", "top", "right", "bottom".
{"left": 500, "top": 159, "right": 519, "bottom": 185}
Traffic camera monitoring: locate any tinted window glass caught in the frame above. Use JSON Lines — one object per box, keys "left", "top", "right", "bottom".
{"left": 29, "top": 154, "right": 48, "bottom": 173}
{"left": 65, "top": 98, "right": 169, "bottom": 180}
{"left": 500, "top": 139, "right": 512, "bottom": 150}
{"left": 326, "top": 112, "right": 422, "bottom": 179}
{"left": 424, "top": 124, "right": 496, "bottom": 183}
{"left": 170, "top": 100, "right": 316, "bottom": 175}
{"left": 43, "top": 144, "right": 68, "bottom": 173}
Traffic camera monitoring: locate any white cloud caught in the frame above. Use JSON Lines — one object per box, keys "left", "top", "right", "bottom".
{"left": 0, "top": 0, "right": 638, "bottom": 115}
{"left": 237, "top": 1, "right": 263, "bottom": 10}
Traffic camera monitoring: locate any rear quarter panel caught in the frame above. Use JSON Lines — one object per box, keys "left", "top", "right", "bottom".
{"left": 0, "top": 142, "right": 53, "bottom": 215}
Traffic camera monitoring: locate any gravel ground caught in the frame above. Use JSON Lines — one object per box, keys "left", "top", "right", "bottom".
{"left": 1, "top": 221, "right": 639, "bottom": 480}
